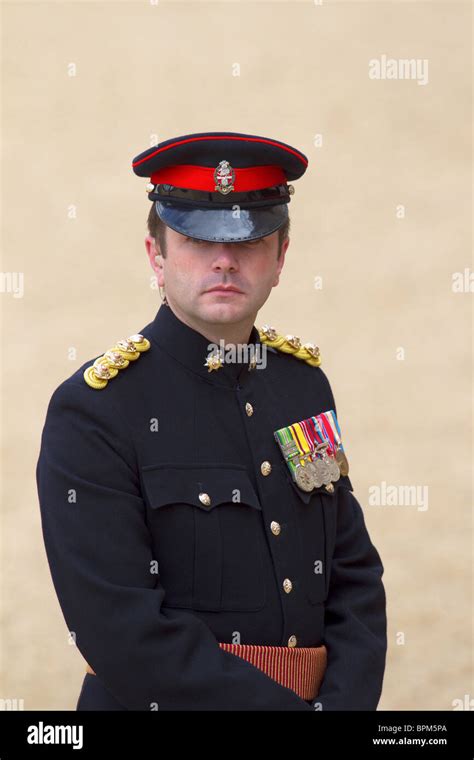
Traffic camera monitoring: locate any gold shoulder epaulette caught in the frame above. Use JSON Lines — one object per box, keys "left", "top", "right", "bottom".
{"left": 258, "top": 324, "right": 321, "bottom": 367}
{"left": 83, "top": 333, "right": 150, "bottom": 390}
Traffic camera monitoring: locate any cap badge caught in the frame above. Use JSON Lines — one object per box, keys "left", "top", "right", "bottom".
{"left": 214, "top": 160, "right": 235, "bottom": 195}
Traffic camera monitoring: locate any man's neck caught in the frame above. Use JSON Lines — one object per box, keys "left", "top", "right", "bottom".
{"left": 166, "top": 301, "right": 256, "bottom": 346}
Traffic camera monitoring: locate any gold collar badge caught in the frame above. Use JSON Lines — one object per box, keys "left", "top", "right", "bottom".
{"left": 204, "top": 351, "right": 224, "bottom": 372}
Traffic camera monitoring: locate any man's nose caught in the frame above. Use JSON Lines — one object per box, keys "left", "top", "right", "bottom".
{"left": 211, "top": 244, "right": 240, "bottom": 272}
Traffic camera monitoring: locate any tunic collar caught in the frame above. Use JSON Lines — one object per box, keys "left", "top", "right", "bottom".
{"left": 145, "top": 303, "right": 263, "bottom": 388}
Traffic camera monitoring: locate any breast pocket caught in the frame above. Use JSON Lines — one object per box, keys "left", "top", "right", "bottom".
{"left": 140, "top": 463, "right": 266, "bottom": 612}
{"left": 281, "top": 461, "right": 354, "bottom": 604}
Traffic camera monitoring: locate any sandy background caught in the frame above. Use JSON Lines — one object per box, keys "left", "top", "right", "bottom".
{"left": 1, "top": 0, "right": 472, "bottom": 710}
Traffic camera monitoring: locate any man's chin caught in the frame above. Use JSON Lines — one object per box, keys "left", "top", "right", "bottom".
{"left": 197, "top": 300, "right": 252, "bottom": 324}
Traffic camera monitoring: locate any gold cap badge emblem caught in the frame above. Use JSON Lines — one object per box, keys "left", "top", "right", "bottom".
{"left": 214, "top": 160, "right": 235, "bottom": 195}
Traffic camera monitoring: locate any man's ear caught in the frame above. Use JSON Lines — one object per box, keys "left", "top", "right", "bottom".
{"left": 145, "top": 235, "right": 162, "bottom": 272}
{"left": 273, "top": 236, "right": 289, "bottom": 286}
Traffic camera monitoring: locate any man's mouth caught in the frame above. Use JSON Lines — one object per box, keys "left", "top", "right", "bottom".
{"left": 205, "top": 286, "right": 244, "bottom": 294}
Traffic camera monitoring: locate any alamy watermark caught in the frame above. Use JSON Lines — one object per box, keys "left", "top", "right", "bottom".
{"left": 369, "top": 55, "right": 429, "bottom": 86}
{"left": 206, "top": 340, "right": 268, "bottom": 370}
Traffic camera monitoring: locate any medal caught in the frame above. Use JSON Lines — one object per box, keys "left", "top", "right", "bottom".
{"left": 312, "top": 456, "right": 330, "bottom": 486}
{"left": 328, "top": 454, "right": 341, "bottom": 482}
{"left": 294, "top": 463, "right": 316, "bottom": 492}
{"left": 309, "top": 420, "right": 333, "bottom": 486}
{"left": 274, "top": 424, "right": 318, "bottom": 493}
{"left": 300, "top": 451, "right": 320, "bottom": 486}
{"left": 289, "top": 422, "right": 319, "bottom": 493}
{"left": 297, "top": 420, "right": 324, "bottom": 487}
{"left": 274, "top": 408, "right": 350, "bottom": 494}
{"left": 323, "top": 410, "right": 350, "bottom": 477}
{"left": 335, "top": 446, "right": 349, "bottom": 477}
{"left": 315, "top": 432, "right": 340, "bottom": 483}
{"left": 298, "top": 419, "right": 330, "bottom": 488}
{"left": 314, "top": 443, "right": 333, "bottom": 485}
{"left": 308, "top": 416, "right": 342, "bottom": 485}
{"left": 274, "top": 427, "right": 312, "bottom": 491}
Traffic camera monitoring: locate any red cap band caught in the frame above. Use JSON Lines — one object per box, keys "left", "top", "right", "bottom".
{"left": 150, "top": 164, "right": 287, "bottom": 192}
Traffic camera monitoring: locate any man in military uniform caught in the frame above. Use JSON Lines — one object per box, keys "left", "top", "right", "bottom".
{"left": 36, "top": 131, "right": 387, "bottom": 711}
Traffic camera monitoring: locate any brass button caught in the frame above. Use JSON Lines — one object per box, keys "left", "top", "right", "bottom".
{"left": 260, "top": 461, "right": 272, "bottom": 476}
{"left": 325, "top": 483, "right": 335, "bottom": 493}
{"left": 198, "top": 492, "right": 211, "bottom": 506}
{"left": 283, "top": 578, "right": 293, "bottom": 594}
{"left": 270, "top": 521, "right": 281, "bottom": 536}
{"left": 245, "top": 402, "right": 254, "bottom": 417}
{"left": 288, "top": 635, "right": 297, "bottom": 647}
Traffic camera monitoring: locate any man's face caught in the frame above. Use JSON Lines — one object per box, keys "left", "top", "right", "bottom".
{"left": 146, "top": 225, "right": 289, "bottom": 327}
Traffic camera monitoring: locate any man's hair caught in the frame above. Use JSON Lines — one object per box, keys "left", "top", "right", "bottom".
{"left": 147, "top": 204, "right": 290, "bottom": 259}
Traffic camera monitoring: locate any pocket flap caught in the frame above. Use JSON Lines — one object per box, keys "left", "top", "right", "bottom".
{"left": 141, "top": 463, "right": 262, "bottom": 511}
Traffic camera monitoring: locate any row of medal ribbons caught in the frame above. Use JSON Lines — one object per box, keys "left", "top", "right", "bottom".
{"left": 274, "top": 410, "right": 349, "bottom": 493}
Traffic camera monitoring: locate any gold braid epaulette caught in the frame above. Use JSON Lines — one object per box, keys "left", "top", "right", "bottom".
{"left": 83, "top": 333, "right": 150, "bottom": 390}
{"left": 258, "top": 324, "right": 321, "bottom": 367}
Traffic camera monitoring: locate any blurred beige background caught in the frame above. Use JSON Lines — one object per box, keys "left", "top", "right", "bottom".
{"left": 1, "top": 0, "right": 472, "bottom": 710}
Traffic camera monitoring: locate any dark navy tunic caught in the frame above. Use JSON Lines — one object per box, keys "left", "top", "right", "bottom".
{"left": 36, "top": 304, "right": 387, "bottom": 711}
